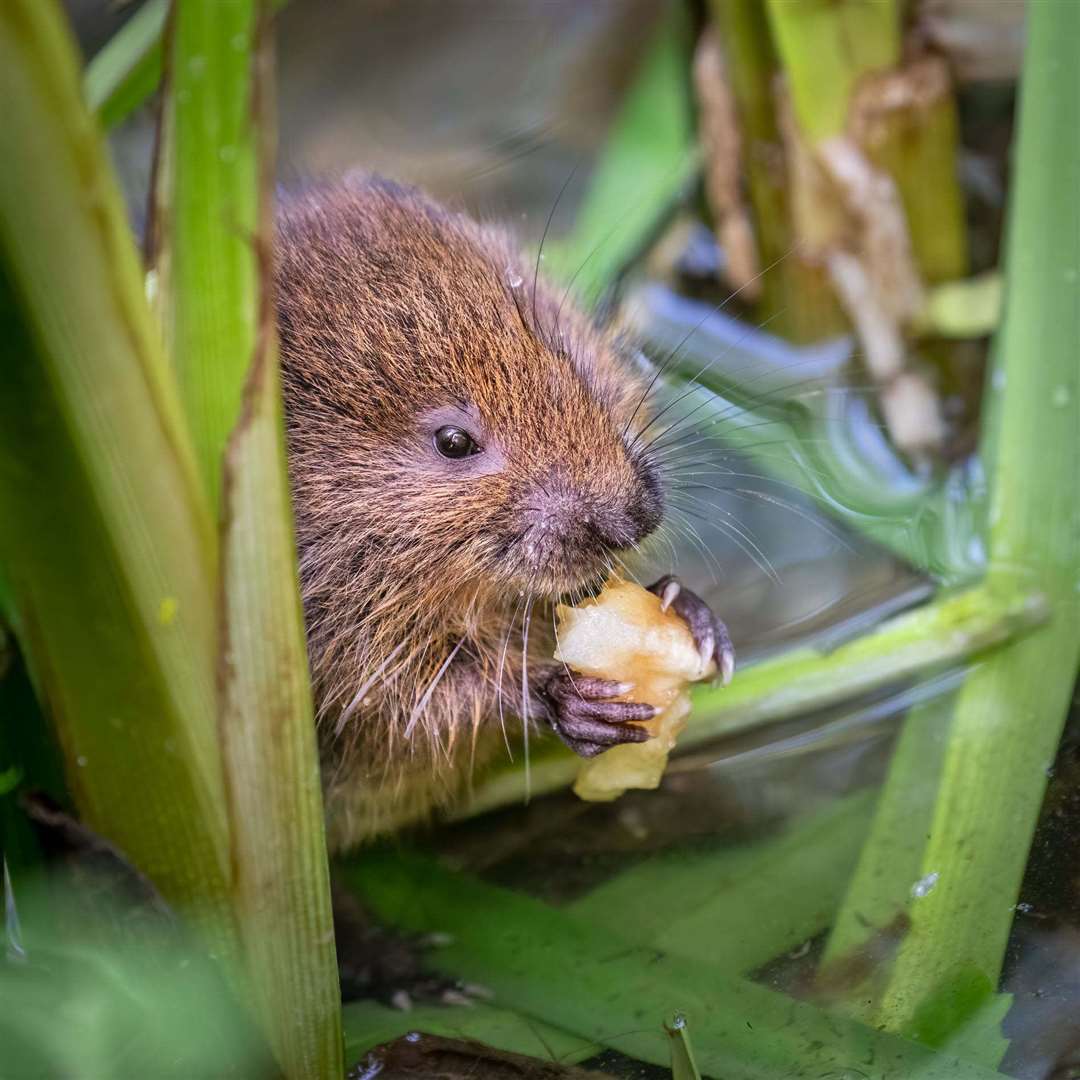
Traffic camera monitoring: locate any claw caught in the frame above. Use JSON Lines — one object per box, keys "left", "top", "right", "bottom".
{"left": 659, "top": 578, "right": 681, "bottom": 612}
{"left": 541, "top": 669, "right": 656, "bottom": 758}
{"left": 647, "top": 575, "right": 736, "bottom": 686}
{"left": 719, "top": 645, "right": 735, "bottom": 687}
{"left": 697, "top": 630, "right": 715, "bottom": 674}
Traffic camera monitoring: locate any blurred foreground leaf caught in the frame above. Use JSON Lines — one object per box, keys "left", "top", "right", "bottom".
{"left": 0, "top": 0, "right": 234, "bottom": 951}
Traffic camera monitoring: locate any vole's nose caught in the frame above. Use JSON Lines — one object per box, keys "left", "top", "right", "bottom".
{"left": 583, "top": 498, "right": 661, "bottom": 550}
{"left": 525, "top": 481, "right": 662, "bottom": 554}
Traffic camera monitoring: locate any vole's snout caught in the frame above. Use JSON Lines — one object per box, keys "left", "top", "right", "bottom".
{"left": 587, "top": 491, "right": 662, "bottom": 551}
{"left": 516, "top": 473, "right": 662, "bottom": 590}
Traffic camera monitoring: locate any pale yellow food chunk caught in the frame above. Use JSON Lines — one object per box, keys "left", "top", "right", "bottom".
{"left": 554, "top": 580, "right": 715, "bottom": 802}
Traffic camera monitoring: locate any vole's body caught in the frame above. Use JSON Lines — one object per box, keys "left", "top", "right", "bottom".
{"left": 276, "top": 177, "right": 725, "bottom": 853}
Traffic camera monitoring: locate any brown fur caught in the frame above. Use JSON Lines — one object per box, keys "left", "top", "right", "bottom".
{"left": 276, "top": 176, "right": 662, "bottom": 850}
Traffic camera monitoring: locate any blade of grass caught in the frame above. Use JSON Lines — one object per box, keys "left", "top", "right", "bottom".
{"left": 156, "top": 3, "right": 342, "bottom": 1075}
{"left": 340, "top": 849, "right": 1004, "bottom": 1079}
{"left": 83, "top": 0, "right": 167, "bottom": 129}
{"left": 0, "top": 0, "right": 235, "bottom": 952}
{"left": 666, "top": 1014, "right": 702, "bottom": 1080}
{"left": 84, "top": 0, "right": 289, "bottom": 131}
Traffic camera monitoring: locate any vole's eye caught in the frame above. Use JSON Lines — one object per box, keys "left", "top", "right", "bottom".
{"left": 433, "top": 425, "right": 479, "bottom": 459}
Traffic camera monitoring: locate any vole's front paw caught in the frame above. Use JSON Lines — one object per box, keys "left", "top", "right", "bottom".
{"left": 540, "top": 669, "right": 657, "bottom": 759}
{"left": 647, "top": 575, "right": 735, "bottom": 686}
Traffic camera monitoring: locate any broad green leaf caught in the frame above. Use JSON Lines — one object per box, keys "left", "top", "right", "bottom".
{"left": 341, "top": 849, "right": 1003, "bottom": 1079}
{"left": 573, "top": 788, "right": 876, "bottom": 975}
{"left": 343, "top": 1000, "right": 599, "bottom": 1067}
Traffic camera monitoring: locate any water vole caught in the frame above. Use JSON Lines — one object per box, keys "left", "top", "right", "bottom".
{"left": 276, "top": 176, "right": 733, "bottom": 851}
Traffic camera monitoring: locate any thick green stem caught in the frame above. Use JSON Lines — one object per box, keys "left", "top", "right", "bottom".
{"left": 819, "top": 693, "right": 954, "bottom": 1020}
{"left": 826, "top": 0, "right": 1080, "bottom": 1053}
{"left": 156, "top": 0, "right": 262, "bottom": 511}
{"left": 158, "top": 4, "right": 342, "bottom": 1075}
{"left": 858, "top": 61, "right": 968, "bottom": 284}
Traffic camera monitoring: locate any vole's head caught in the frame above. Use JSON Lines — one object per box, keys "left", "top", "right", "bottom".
{"left": 277, "top": 177, "right": 663, "bottom": 613}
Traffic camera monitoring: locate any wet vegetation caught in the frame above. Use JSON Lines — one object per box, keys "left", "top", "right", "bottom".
{"left": 2, "top": 1, "right": 1079, "bottom": 1078}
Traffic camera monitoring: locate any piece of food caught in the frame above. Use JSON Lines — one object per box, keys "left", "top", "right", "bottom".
{"left": 554, "top": 579, "right": 716, "bottom": 802}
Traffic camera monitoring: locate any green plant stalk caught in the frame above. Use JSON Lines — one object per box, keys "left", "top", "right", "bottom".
{"left": 0, "top": 0, "right": 233, "bottom": 950}
{"left": 82, "top": 0, "right": 167, "bottom": 129}
{"left": 157, "top": 0, "right": 261, "bottom": 510}
{"left": 159, "top": 4, "right": 342, "bottom": 1074}
{"left": 455, "top": 580, "right": 1045, "bottom": 817}
{"left": 872, "top": 0, "right": 1080, "bottom": 1036}
{"left": 866, "top": 0, "right": 1080, "bottom": 1043}
{"left": 218, "top": 336, "right": 343, "bottom": 1078}
{"left": 819, "top": 694, "right": 954, "bottom": 1021}
{"left": 543, "top": 1, "right": 696, "bottom": 307}
{"left": 763, "top": 0, "right": 967, "bottom": 287}
{"left": 341, "top": 850, "right": 1002, "bottom": 1080}
{"left": 83, "top": 0, "right": 289, "bottom": 132}
{"left": 667, "top": 1015, "right": 703, "bottom": 1080}
{"left": 763, "top": 0, "right": 900, "bottom": 144}
{"left": 707, "top": 0, "right": 846, "bottom": 343}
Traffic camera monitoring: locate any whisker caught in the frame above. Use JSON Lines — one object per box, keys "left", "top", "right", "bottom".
{"left": 521, "top": 593, "right": 536, "bottom": 801}
{"left": 404, "top": 638, "right": 464, "bottom": 739}
{"left": 622, "top": 245, "right": 802, "bottom": 445}
{"left": 532, "top": 165, "right": 578, "bottom": 336}
{"left": 335, "top": 640, "right": 407, "bottom": 736}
